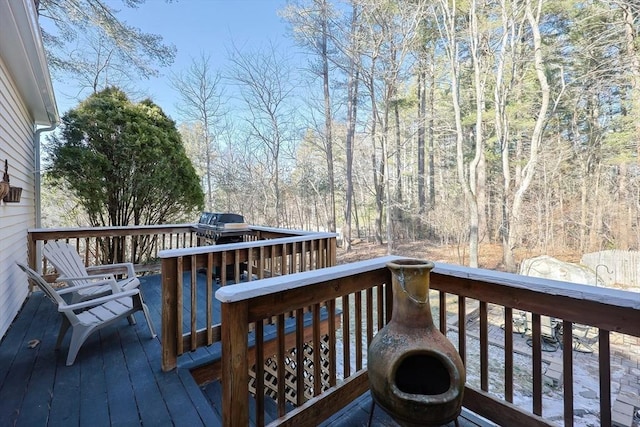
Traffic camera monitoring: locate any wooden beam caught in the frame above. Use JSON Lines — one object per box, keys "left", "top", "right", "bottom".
{"left": 269, "top": 370, "right": 369, "bottom": 427}
{"left": 161, "top": 257, "right": 179, "bottom": 371}
{"left": 221, "top": 300, "right": 249, "bottom": 427}
{"left": 463, "top": 386, "right": 554, "bottom": 427}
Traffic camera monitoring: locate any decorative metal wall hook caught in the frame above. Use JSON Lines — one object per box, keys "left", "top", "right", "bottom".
{"left": 0, "top": 160, "right": 9, "bottom": 200}
{"left": 1, "top": 159, "right": 22, "bottom": 203}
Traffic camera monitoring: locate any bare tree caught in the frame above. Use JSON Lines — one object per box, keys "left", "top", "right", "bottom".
{"left": 171, "top": 54, "right": 227, "bottom": 210}
{"left": 227, "top": 42, "right": 299, "bottom": 227}
{"left": 343, "top": 2, "right": 362, "bottom": 251}
{"left": 503, "top": 0, "right": 554, "bottom": 271}
{"left": 281, "top": 0, "right": 339, "bottom": 232}
{"left": 63, "top": 30, "right": 140, "bottom": 97}
{"left": 437, "top": 0, "right": 481, "bottom": 266}
{"left": 38, "top": 0, "right": 175, "bottom": 87}
{"left": 494, "top": 0, "right": 526, "bottom": 268}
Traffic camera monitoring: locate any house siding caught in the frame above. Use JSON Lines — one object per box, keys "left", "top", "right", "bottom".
{"left": 0, "top": 54, "right": 36, "bottom": 339}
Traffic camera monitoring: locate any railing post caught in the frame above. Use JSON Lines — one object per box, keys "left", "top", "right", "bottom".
{"left": 27, "top": 232, "right": 37, "bottom": 292}
{"left": 221, "top": 300, "right": 249, "bottom": 427}
{"left": 328, "top": 237, "right": 337, "bottom": 266}
{"left": 161, "top": 257, "right": 178, "bottom": 371}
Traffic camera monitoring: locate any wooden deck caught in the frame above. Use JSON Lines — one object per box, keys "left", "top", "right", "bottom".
{"left": 0, "top": 272, "right": 490, "bottom": 426}
{"left": 0, "top": 273, "right": 219, "bottom": 426}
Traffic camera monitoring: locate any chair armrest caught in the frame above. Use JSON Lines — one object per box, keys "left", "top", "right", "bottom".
{"left": 86, "top": 262, "right": 136, "bottom": 278}
{"left": 56, "top": 277, "right": 120, "bottom": 295}
{"left": 58, "top": 273, "right": 116, "bottom": 282}
{"left": 60, "top": 289, "right": 140, "bottom": 312}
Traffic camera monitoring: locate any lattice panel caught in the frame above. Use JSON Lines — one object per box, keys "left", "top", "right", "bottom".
{"left": 248, "top": 334, "right": 331, "bottom": 407}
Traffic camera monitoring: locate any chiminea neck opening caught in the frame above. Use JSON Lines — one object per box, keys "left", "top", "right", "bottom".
{"left": 387, "top": 259, "right": 436, "bottom": 327}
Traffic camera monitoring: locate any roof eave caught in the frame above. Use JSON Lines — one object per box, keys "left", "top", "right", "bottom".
{"left": 0, "top": 0, "right": 59, "bottom": 127}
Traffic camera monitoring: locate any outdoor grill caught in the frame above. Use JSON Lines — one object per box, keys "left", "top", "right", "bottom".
{"left": 196, "top": 212, "right": 250, "bottom": 244}
{"left": 196, "top": 212, "right": 251, "bottom": 281}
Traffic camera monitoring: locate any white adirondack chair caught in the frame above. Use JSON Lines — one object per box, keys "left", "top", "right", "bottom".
{"left": 43, "top": 241, "right": 140, "bottom": 303}
{"left": 17, "top": 262, "right": 156, "bottom": 366}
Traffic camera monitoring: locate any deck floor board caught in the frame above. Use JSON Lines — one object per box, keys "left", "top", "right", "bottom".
{"left": 79, "top": 344, "right": 110, "bottom": 427}
{"left": 0, "top": 274, "right": 219, "bottom": 426}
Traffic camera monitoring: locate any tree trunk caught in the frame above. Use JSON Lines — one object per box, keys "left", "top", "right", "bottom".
{"left": 417, "top": 70, "right": 426, "bottom": 213}
{"left": 320, "top": 0, "right": 336, "bottom": 233}
{"left": 428, "top": 61, "right": 436, "bottom": 209}
{"left": 505, "top": 0, "right": 551, "bottom": 272}
{"left": 343, "top": 3, "right": 360, "bottom": 252}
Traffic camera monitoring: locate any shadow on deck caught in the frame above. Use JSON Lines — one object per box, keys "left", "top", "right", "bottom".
{"left": 0, "top": 272, "right": 489, "bottom": 426}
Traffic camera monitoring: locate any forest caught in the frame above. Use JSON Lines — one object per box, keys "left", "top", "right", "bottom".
{"left": 41, "top": 0, "right": 640, "bottom": 273}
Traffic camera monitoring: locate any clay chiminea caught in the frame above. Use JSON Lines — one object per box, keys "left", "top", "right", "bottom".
{"left": 368, "top": 259, "right": 466, "bottom": 426}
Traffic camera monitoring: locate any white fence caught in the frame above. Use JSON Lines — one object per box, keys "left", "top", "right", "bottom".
{"left": 581, "top": 250, "right": 640, "bottom": 289}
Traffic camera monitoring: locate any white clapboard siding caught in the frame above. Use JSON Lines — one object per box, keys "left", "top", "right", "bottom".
{"left": 0, "top": 54, "right": 37, "bottom": 339}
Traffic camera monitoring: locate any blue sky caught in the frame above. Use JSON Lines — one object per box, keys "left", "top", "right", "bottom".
{"left": 52, "top": 0, "right": 296, "bottom": 120}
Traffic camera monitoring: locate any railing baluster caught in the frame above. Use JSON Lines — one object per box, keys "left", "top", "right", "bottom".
{"left": 562, "top": 320, "right": 574, "bottom": 427}
{"left": 291, "top": 242, "right": 297, "bottom": 274}
{"left": 234, "top": 249, "right": 241, "bottom": 283}
{"left": 355, "top": 290, "right": 363, "bottom": 372}
{"left": 295, "top": 308, "right": 305, "bottom": 406}
{"left": 318, "top": 239, "right": 325, "bottom": 268}
{"left": 259, "top": 246, "right": 265, "bottom": 279}
{"left": 301, "top": 240, "right": 307, "bottom": 272}
{"left": 458, "top": 296, "right": 466, "bottom": 365}
{"left": 206, "top": 253, "right": 213, "bottom": 345}
{"left": 531, "top": 313, "right": 542, "bottom": 416}
{"left": 327, "top": 299, "right": 337, "bottom": 387}
{"left": 599, "top": 329, "right": 611, "bottom": 426}
{"left": 256, "top": 320, "right": 265, "bottom": 427}
{"left": 439, "top": 291, "right": 446, "bottom": 334}
{"left": 221, "top": 251, "right": 227, "bottom": 285}
{"left": 176, "top": 256, "right": 184, "bottom": 356}
{"left": 276, "top": 313, "right": 286, "bottom": 417}
{"left": 504, "top": 307, "right": 514, "bottom": 403}
{"left": 190, "top": 255, "right": 197, "bottom": 350}
{"left": 377, "top": 284, "right": 384, "bottom": 331}
{"left": 366, "top": 288, "right": 373, "bottom": 346}
{"left": 247, "top": 245, "right": 254, "bottom": 281}
{"left": 281, "top": 243, "right": 287, "bottom": 276}
{"left": 342, "top": 294, "right": 351, "bottom": 378}
{"left": 83, "top": 238, "right": 90, "bottom": 266}
{"left": 313, "top": 303, "right": 322, "bottom": 396}
{"left": 480, "top": 301, "right": 488, "bottom": 392}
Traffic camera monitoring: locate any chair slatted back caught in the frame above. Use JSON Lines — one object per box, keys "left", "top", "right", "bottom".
{"left": 43, "top": 241, "right": 91, "bottom": 285}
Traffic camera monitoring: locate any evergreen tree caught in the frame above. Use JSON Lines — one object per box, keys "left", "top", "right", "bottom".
{"left": 46, "top": 87, "right": 204, "bottom": 229}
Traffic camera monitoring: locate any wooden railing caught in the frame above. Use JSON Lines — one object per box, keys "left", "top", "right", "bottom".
{"left": 28, "top": 224, "right": 199, "bottom": 287}
{"left": 159, "top": 232, "right": 337, "bottom": 371}
{"left": 216, "top": 256, "right": 640, "bottom": 427}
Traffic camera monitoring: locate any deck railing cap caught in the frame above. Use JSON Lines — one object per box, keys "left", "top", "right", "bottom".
{"left": 159, "top": 231, "right": 337, "bottom": 258}
{"left": 433, "top": 262, "right": 640, "bottom": 310}
{"left": 248, "top": 225, "right": 337, "bottom": 236}
{"left": 215, "top": 255, "right": 403, "bottom": 303}
{"left": 29, "top": 224, "right": 194, "bottom": 233}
